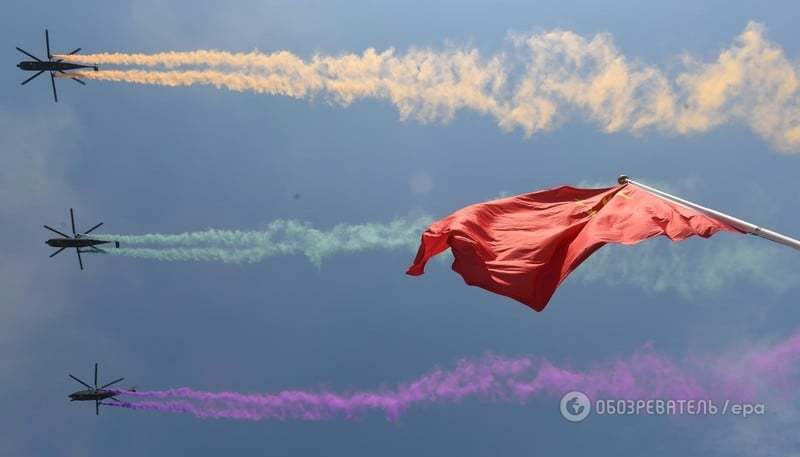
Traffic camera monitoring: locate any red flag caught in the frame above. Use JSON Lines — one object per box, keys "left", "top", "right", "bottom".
{"left": 407, "top": 183, "right": 743, "bottom": 312}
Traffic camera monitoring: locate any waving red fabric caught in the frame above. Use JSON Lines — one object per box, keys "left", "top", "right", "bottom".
{"left": 407, "top": 183, "right": 742, "bottom": 311}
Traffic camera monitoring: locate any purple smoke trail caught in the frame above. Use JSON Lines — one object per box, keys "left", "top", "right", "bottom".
{"left": 106, "top": 331, "right": 800, "bottom": 421}
{"left": 109, "top": 356, "right": 532, "bottom": 420}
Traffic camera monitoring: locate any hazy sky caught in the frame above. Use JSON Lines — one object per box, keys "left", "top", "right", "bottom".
{"left": 2, "top": 1, "right": 800, "bottom": 456}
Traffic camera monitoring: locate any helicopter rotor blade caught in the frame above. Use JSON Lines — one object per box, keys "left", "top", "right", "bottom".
{"left": 49, "top": 247, "right": 66, "bottom": 258}
{"left": 70, "top": 209, "right": 76, "bottom": 236}
{"left": 44, "top": 225, "right": 70, "bottom": 238}
{"left": 100, "top": 377, "right": 125, "bottom": 389}
{"left": 77, "top": 249, "right": 84, "bottom": 270}
{"left": 83, "top": 222, "right": 103, "bottom": 235}
{"left": 69, "top": 374, "right": 92, "bottom": 389}
{"left": 20, "top": 70, "right": 44, "bottom": 86}
{"left": 96, "top": 400, "right": 99, "bottom": 415}
{"left": 16, "top": 47, "right": 41, "bottom": 61}
{"left": 71, "top": 77, "right": 86, "bottom": 86}
{"left": 50, "top": 72, "right": 58, "bottom": 103}
{"left": 94, "top": 363, "right": 98, "bottom": 388}
{"left": 68, "top": 47, "right": 81, "bottom": 55}
{"left": 45, "top": 29, "right": 51, "bottom": 59}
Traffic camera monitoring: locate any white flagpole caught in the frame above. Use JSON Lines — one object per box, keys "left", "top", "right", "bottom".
{"left": 617, "top": 175, "right": 800, "bottom": 252}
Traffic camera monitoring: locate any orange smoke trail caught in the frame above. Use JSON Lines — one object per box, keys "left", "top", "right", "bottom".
{"left": 55, "top": 50, "right": 310, "bottom": 70}
{"left": 65, "top": 67, "right": 505, "bottom": 117}
{"left": 56, "top": 22, "right": 800, "bottom": 152}
{"left": 66, "top": 69, "right": 320, "bottom": 98}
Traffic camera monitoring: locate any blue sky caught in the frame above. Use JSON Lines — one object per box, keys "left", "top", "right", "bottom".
{"left": 2, "top": 1, "right": 800, "bottom": 455}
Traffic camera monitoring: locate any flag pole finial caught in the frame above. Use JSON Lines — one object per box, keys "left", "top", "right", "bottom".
{"left": 617, "top": 175, "right": 629, "bottom": 185}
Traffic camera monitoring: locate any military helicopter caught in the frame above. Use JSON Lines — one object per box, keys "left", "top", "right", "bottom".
{"left": 68, "top": 363, "right": 134, "bottom": 416}
{"left": 16, "top": 29, "right": 98, "bottom": 102}
{"left": 45, "top": 208, "right": 120, "bottom": 270}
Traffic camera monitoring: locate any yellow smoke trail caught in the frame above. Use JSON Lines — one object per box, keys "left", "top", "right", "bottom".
{"left": 59, "top": 22, "right": 800, "bottom": 152}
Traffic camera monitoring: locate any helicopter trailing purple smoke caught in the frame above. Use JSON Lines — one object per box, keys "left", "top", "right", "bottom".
{"left": 104, "top": 330, "right": 800, "bottom": 421}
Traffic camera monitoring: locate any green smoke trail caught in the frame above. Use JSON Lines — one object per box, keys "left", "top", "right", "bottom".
{"left": 576, "top": 238, "right": 797, "bottom": 297}
{"left": 97, "top": 218, "right": 432, "bottom": 266}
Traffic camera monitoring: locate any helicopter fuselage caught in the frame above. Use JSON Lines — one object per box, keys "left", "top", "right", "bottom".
{"left": 17, "top": 61, "right": 97, "bottom": 72}
{"left": 69, "top": 389, "right": 116, "bottom": 402}
{"left": 46, "top": 238, "right": 110, "bottom": 248}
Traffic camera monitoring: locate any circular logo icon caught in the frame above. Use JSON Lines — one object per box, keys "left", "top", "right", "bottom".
{"left": 560, "top": 391, "right": 591, "bottom": 422}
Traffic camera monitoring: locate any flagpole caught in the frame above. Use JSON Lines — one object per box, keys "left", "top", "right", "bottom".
{"left": 618, "top": 175, "right": 800, "bottom": 252}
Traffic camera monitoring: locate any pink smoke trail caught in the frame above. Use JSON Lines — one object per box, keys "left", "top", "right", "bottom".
{"left": 106, "top": 331, "right": 800, "bottom": 421}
